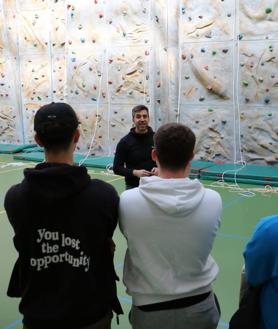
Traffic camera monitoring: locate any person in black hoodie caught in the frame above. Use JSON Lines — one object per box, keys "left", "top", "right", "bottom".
{"left": 113, "top": 105, "right": 157, "bottom": 189}
{"left": 4, "top": 102, "right": 123, "bottom": 329}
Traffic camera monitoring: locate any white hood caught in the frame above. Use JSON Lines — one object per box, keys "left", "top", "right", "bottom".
{"left": 139, "top": 176, "right": 205, "bottom": 216}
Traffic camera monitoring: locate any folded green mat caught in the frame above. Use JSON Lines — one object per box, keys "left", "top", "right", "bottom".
{"left": 0, "top": 143, "right": 36, "bottom": 154}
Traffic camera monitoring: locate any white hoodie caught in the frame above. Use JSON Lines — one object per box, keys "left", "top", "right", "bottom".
{"left": 119, "top": 176, "right": 222, "bottom": 306}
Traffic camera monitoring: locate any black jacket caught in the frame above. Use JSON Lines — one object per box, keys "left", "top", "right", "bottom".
{"left": 4, "top": 162, "right": 123, "bottom": 329}
{"left": 113, "top": 127, "right": 156, "bottom": 187}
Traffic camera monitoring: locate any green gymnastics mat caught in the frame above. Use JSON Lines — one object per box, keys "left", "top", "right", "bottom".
{"left": 191, "top": 160, "right": 214, "bottom": 173}
{"left": 0, "top": 143, "right": 36, "bottom": 154}
{"left": 14, "top": 152, "right": 45, "bottom": 162}
{"left": 23, "top": 146, "right": 44, "bottom": 153}
{"left": 187, "top": 160, "right": 215, "bottom": 179}
{"left": 201, "top": 163, "right": 278, "bottom": 186}
{"left": 14, "top": 152, "right": 114, "bottom": 169}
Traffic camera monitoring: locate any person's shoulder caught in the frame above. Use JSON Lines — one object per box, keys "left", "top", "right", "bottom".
{"left": 253, "top": 214, "right": 278, "bottom": 238}
{"left": 118, "top": 132, "right": 132, "bottom": 143}
{"left": 5, "top": 183, "right": 24, "bottom": 204}
{"left": 4, "top": 182, "right": 26, "bottom": 216}
{"left": 120, "top": 187, "right": 139, "bottom": 204}
{"left": 204, "top": 187, "right": 222, "bottom": 201}
{"left": 114, "top": 132, "right": 132, "bottom": 151}
{"left": 89, "top": 178, "right": 118, "bottom": 197}
{"left": 202, "top": 186, "right": 222, "bottom": 212}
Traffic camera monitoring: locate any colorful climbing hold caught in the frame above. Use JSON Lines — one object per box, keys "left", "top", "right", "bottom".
{"left": 265, "top": 7, "right": 272, "bottom": 14}
{"left": 264, "top": 97, "right": 271, "bottom": 104}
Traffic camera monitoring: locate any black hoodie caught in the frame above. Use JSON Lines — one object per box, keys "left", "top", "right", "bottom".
{"left": 113, "top": 127, "right": 156, "bottom": 188}
{"left": 4, "top": 162, "right": 123, "bottom": 329}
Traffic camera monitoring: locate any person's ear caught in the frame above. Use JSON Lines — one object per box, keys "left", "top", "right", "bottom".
{"left": 34, "top": 133, "right": 43, "bottom": 147}
{"left": 151, "top": 148, "right": 157, "bottom": 162}
{"left": 73, "top": 128, "right": 80, "bottom": 144}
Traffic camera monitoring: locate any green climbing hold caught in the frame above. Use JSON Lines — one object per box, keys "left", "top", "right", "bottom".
{"left": 265, "top": 7, "right": 272, "bottom": 14}
{"left": 208, "top": 108, "right": 214, "bottom": 112}
{"left": 212, "top": 50, "right": 217, "bottom": 56}
{"left": 242, "top": 80, "right": 249, "bottom": 87}
{"left": 268, "top": 113, "right": 272, "bottom": 117}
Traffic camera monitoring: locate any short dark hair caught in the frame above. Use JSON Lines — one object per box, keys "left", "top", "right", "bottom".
{"left": 132, "top": 105, "right": 149, "bottom": 118}
{"left": 34, "top": 102, "right": 79, "bottom": 152}
{"left": 154, "top": 123, "right": 196, "bottom": 170}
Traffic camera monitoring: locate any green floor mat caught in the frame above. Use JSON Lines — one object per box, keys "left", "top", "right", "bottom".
{"left": 0, "top": 143, "right": 36, "bottom": 154}
{"left": 201, "top": 163, "right": 278, "bottom": 184}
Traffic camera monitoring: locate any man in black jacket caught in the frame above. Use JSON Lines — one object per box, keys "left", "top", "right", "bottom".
{"left": 4, "top": 102, "right": 122, "bottom": 329}
{"left": 113, "top": 105, "right": 157, "bottom": 189}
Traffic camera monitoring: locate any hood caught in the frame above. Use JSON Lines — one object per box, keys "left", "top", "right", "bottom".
{"left": 139, "top": 176, "right": 205, "bottom": 216}
{"left": 23, "top": 162, "right": 91, "bottom": 202}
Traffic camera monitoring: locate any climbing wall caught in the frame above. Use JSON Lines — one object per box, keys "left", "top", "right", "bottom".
{"left": 174, "top": 0, "right": 278, "bottom": 164}
{"left": 0, "top": 2, "right": 22, "bottom": 144}
{"left": 0, "top": 0, "right": 277, "bottom": 165}
{"left": 238, "top": 0, "right": 278, "bottom": 165}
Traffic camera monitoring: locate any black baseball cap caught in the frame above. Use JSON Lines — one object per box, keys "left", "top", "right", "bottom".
{"left": 34, "top": 102, "right": 79, "bottom": 135}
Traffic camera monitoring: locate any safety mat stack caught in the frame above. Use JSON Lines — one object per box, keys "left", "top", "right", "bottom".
{"left": 200, "top": 163, "right": 278, "bottom": 186}
{"left": 11, "top": 152, "right": 278, "bottom": 186}
{"left": 190, "top": 160, "right": 215, "bottom": 179}
{"left": 0, "top": 143, "right": 36, "bottom": 154}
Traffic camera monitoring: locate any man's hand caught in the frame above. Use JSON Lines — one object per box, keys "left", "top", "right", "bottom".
{"left": 151, "top": 167, "right": 159, "bottom": 176}
{"left": 133, "top": 169, "right": 152, "bottom": 178}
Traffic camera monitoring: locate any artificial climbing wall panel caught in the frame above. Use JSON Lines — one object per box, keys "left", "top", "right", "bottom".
{"left": 0, "top": 4, "right": 22, "bottom": 143}
{"left": 0, "top": 0, "right": 277, "bottom": 165}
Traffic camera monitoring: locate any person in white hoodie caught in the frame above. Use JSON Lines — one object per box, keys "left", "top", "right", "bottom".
{"left": 119, "top": 122, "right": 222, "bottom": 329}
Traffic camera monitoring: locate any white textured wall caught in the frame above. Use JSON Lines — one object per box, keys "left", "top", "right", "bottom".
{"left": 0, "top": 0, "right": 277, "bottom": 165}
